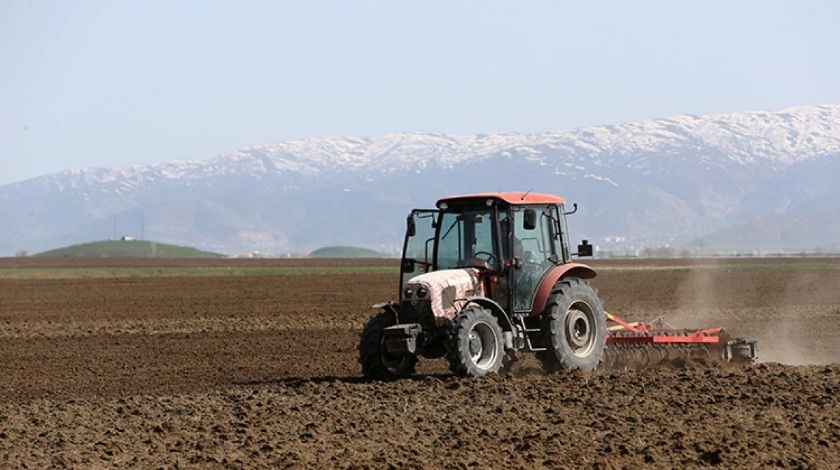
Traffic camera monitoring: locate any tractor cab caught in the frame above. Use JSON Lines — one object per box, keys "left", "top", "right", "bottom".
{"left": 360, "top": 191, "right": 603, "bottom": 380}
{"left": 400, "top": 192, "right": 589, "bottom": 315}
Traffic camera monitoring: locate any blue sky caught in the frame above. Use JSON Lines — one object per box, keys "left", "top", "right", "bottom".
{"left": 2, "top": 0, "right": 839, "bottom": 185}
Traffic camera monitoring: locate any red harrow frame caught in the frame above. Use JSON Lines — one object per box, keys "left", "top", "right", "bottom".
{"left": 603, "top": 311, "right": 758, "bottom": 368}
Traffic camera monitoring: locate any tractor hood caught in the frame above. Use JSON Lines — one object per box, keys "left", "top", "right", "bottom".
{"left": 403, "top": 268, "right": 486, "bottom": 323}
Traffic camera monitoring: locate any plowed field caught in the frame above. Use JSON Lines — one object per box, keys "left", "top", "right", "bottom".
{"left": 1, "top": 257, "right": 839, "bottom": 468}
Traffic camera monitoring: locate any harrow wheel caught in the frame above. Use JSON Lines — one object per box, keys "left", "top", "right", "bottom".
{"left": 447, "top": 306, "right": 505, "bottom": 377}
{"left": 358, "top": 310, "right": 418, "bottom": 381}
{"left": 537, "top": 277, "right": 607, "bottom": 372}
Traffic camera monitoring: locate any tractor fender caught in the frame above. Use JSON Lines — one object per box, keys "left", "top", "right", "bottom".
{"left": 372, "top": 301, "right": 400, "bottom": 323}
{"left": 528, "top": 263, "right": 597, "bottom": 316}
{"left": 461, "top": 296, "right": 514, "bottom": 332}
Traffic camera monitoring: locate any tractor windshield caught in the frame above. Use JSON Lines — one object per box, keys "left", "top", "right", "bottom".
{"left": 436, "top": 209, "right": 498, "bottom": 270}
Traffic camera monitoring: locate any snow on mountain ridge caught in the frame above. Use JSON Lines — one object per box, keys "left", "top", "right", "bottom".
{"left": 229, "top": 104, "right": 840, "bottom": 172}
{"left": 7, "top": 104, "right": 840, "bottom": 193}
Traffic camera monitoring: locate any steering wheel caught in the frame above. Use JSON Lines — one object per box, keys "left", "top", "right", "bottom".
{"left": 473, "top": 250, "right": 497, "bottom": 265}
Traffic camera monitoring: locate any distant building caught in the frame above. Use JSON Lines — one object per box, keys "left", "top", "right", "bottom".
{"left": 121, "top": 235, "right": 136, "bottom": 241}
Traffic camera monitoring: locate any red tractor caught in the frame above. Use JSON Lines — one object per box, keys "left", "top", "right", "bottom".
{"left": 358, "top": 192, "right": 756, "bottom": 379}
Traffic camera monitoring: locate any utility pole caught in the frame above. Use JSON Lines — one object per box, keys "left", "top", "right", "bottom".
{"left": 112, "top": 217, "right": 116, "bottom": 240}
{"left": 140, "top": 215, "right": 144, "bottom": 241}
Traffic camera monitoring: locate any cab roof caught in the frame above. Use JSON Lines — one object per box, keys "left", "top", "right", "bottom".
{"left": 436, "top": 192, "right": 566, "bottom": 207}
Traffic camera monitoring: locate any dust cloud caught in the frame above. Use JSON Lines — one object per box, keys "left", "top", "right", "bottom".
{"left": 672, "top": 262, "right": 839, "bottom": 366}
{"left": 752, "top": 269, "right": 839, "bottom": 365}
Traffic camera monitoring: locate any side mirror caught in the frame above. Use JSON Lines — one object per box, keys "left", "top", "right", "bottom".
{"left": 523, "top": 209, "right": 537, "bottom": 231}
{"left": 576, "top": 240, "right": 593, "bottom": 257}
{"left": 406, "top": 215, "right": 416, "bottom": 237}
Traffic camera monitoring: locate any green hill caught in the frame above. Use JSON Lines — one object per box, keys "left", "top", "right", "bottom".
{"left": 309, "top": 246, "right": 388, "bottom": 258}
{"left": 34, "top": 240, "right": 225, "bottom": 258}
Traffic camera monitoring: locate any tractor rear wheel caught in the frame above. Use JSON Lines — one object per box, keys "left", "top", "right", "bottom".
{"left": 358, "top": 310, "right": 418, "bottom": 380}
{"left": 537, "top": 277, "right": 606, "bottom": 372}
{"left": 447, "top": 306, "right": 505, "bottom": 377}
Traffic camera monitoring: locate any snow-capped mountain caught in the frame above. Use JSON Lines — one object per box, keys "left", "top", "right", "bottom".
{"left": 2, "top": 104, "right": 840, "bottom": 256}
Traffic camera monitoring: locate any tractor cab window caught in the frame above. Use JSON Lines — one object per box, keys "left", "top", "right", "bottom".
{"left": 437, "top": 209, "right": 498, "bottom": 271}
{"left": 400, "top": 210, "right": 437, "bottom": 289}
{"left": 512, "top": 206, "right": 558, "bottom": 312}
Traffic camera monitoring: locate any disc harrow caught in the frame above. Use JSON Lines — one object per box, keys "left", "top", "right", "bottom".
{"left": 602, "top": 311, "right": 757, "bottom": 369}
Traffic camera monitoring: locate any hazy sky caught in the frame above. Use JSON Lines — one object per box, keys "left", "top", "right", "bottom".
{"left": 2, "top": 1, "right": 839, "bottom": 185}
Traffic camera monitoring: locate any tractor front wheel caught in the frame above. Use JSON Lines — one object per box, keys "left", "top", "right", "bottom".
{"left": 358, "top": 310, "right": 418, "bottom": 380}
{"left": 537, "top": 277, "right": 606, "bottom": 372}
{"left": 447, "top": 306, "right": 505, "bottom": 377}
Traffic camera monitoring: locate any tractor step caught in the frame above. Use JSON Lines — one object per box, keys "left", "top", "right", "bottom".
{"left": 513, "top": 314, "right": 547, "bottom": 352}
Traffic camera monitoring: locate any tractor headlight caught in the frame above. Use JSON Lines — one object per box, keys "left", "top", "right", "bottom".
{"left": 416, "top": 287, "right": 428, "bottom": 299}
{"left": 403, "top": 287, "right": 413, "bottom": 299}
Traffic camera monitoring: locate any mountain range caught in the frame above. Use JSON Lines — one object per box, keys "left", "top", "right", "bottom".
{"left": 2, "top": 104, "right": 839, "bottom": 256}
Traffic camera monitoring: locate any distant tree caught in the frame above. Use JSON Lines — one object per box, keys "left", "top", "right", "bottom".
{"left": 640, "top": 246, "right": 675, "bottom": 258}
{"left": 662, "top": 247, "right": 674, "bottom": 258}
{"left": 15, "top": 249, "right": 28, "bottom": 257}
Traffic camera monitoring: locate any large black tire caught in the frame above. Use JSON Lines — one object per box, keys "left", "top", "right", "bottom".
{"left": 536, "top": 277, "right": 607, "bottom": 372}
{"left": 358, "top": 310, "right": 418, "bottom": 381}
{"left": 447, "top": 306, "right": 505, "bottom": 377}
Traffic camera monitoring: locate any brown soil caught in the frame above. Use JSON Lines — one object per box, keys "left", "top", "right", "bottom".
{"left": 1, "top": 258, "right": 839, "bottom": 468}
